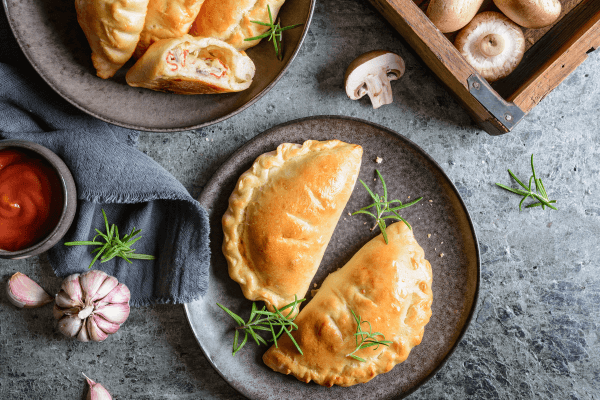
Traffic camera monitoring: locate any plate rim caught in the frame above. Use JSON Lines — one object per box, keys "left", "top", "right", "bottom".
{"left": 184, "top": 115, "right": 481, "bottom": 399}
{"left": 2, "top": 0, "right": 316, "bottom": 133}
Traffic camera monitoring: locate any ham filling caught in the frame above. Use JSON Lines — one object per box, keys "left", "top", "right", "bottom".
{"left": 164, "top": 45, "right": 229, "bottom": 80}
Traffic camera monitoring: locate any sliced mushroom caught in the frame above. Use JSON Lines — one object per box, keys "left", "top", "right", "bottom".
{"left": 493, "top": 0, "right": 561, "bottom": 29}
{"left": 344, "top": 50, "right": 405, "bottom": 109}
{"left": 454, "top": 12, "right": 526, "bottom": 82}
{"left": 426, "top": 0, "right": 485, "bottom": 33}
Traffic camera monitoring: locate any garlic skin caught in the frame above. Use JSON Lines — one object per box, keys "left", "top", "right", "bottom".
{"left": 54, "top": 270, "right": 130, "bottom": 342}
{"left": 7, "top": 272, "right": 53, "bottom": 308}
{"left": 83, "top": 373, "right": 113, "bottom": 400}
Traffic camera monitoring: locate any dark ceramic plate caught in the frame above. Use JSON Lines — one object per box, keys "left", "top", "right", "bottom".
{"left": 2, "top": 0, "right": 314, "bottom": 132}
{"left": 184, "top": 116, "right": 480, "bottom": 399}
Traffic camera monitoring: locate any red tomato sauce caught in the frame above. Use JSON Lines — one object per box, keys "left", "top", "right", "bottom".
{"left": 0, "top": 148, "right": 64, "bottom": 251}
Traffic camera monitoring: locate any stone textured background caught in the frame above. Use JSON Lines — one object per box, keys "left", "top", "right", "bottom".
{"left": 1, "top": 0, "right": 599, "bottom": 399}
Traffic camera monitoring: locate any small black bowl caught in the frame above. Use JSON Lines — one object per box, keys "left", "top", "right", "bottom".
{"left": 0, "top": 139, "right": 77, "bottom": 259}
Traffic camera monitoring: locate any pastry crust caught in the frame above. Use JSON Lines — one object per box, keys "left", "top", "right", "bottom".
{"left": 263, "top": 222, "right": 433, "bottom": 387}
{"left": 134, "top": 0, "right": 206, "bottom": 59}
{"left": 222, "top": 140, "right": 362, "bottom": 312}
{"left": 126, "top": 35, "right": 256, "bottom": 94}
{"left": 75, "top": 0, "right": 150, "bottom": 79}
{"left": 189, "top": 0, "right": 286, "bottom": 50}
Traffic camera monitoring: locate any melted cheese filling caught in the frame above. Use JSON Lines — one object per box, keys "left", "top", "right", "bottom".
{"left": 165, "top": 45, "right": 229, "bottom": 82}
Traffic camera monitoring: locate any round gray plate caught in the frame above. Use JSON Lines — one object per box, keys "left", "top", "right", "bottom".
{"left": 185, "top": 116, "right": 480, "bottom": 399}
{"left": 2, "top": 0, "right": 314, "bottom": 132}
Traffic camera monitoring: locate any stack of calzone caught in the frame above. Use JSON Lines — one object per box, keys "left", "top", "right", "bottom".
{"left": 75, "top": 0, "right": 289, "bottom": 94}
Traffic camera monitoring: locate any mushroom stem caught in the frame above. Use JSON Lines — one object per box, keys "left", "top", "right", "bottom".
{"left": 479, "top": 33, "right": 505, "bottom": 57}
{"left": 365, "top": 70, "right": 393, "bottom": 109}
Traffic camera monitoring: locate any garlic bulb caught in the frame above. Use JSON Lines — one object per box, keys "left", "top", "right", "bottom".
{"left": 54, "top": 270, "right": 130, "bottom": 342}
{"left": 83, "top": 373, "right": 113, "bottom": 400}
{"left": 7, "top": 272, "right": 54, "bottom": 308}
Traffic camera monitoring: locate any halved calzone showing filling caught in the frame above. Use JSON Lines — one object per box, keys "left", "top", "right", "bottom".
{"left": 126, "top": 35, "right": 256, "bottom": 94}
{"left": 222, "top": 140, "right": 363, "bottom": 312}
{"left": 263, "top": 222, "right": 433, "bottom": 387}
{"left": 75, "top": 0, "right": 149, "bottom": 79}
{"left": 134, "top": 0, "right": 206, "bottom": 59}
{"left": 189, "top": 0, "right": 286, "bottom": 51}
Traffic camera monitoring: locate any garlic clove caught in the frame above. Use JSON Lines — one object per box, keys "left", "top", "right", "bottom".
{"left": 83, "top": 373, "right": 112, "bottom": 400}
{"left": 80, "top": 270, "right": 108, "bottom": 301}
{"left": 98, "top": 283, "right": 130, "bottom": 306}
{"left": 87, "top": 317, "right": 109, "bottom": 342}
{"left": 91, "top": 275, "right": 119, "bottom": 303}
{"left": 58, "top": 314, "right": 83, "bottom": 337}
{"left": 94, "top": 303, "right": 130, "bottom": 325}
{"left": 77, "top": 325, "right": 91, "bottom": 342}
{"left": 60, "top": 273, "right": 83, "bottom": 304}
{"left": 93, "top": 314, "right": 121, "bottom": 335}
{"left": 7, "top": 272, "right": 53, "bottom": 308}
{"left": 53, "top": 304, "right": 80, "bottom": 320}
{"left": 55, "top": 290, "right": 81, "bottom": 308}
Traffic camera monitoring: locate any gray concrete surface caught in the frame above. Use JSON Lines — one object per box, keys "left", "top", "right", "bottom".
{"left": 2, "top": 0, "right": 600, "bottom": 399}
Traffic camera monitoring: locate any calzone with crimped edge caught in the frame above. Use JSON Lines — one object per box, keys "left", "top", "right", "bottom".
{"left": 126, "top": 35, "right": 256, "bottom": 94}
{"left": 189, "top": 0, "right": 286, "bottom": 51}
{"left": 263, "top": 221, "right": 433, "bottom": 387}
{"left": 75, "top": 0, "right": 150, "bottom": 79}
{"left": 133, "top": 0, "right": 206, "bottom": 59}
{"left": 222, "top": 140, "right": 363, "bottom": 313}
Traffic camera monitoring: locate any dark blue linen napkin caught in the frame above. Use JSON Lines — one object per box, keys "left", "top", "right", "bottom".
{"left": 0, "top": 10, "right": 210, "bottom": 306}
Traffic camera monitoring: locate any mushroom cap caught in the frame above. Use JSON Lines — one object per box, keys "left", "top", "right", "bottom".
{"left": 454, "top": 12, "right": 525, "bottom": 82}
{"left": 344, "top": 50, "right": 405, "bottom": 100}
{"left": 426, "top": 0, "right": 485, "bottom": 33}
{"left": 493, "top": 0, "right": 561, "bottom": 29}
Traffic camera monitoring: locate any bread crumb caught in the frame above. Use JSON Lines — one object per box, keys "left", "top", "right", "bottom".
{"left": 313, "top": 283, "right": 317, "bottom": 288}
{"left": 440, "top": 253, "right": 445, "bottom": 258}
{"left": 348, "top": 212, "right": 351, "bottom": 216}
{"left": 428, "top": 234, "right": 431, "bottom": 238}
{"left": 311, "top": 289, "right": 319, "bottom": 297}
{"left": 407, "top": 196, "right": 411, "bottom": 199}
{"left": 375, "top": 156, "right": 383, "bottom": 163}
{"left": 429, "top": 200, "right": 433, "bottom": 203}
{"left": 441, "top": 241, "right": 443, "bottom": 244}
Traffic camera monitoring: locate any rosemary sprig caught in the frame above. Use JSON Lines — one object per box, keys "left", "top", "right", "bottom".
{"left": 496, "top": 154, "right": 557, "bottom": 211}
{"left": 244, "top": 5, "right": 303, "bottom": 60}
{"left": 346, "top": 309, "right": 392, "bottom": 362}
{"left": 352, "top": 169, "right": 423, "bottom": 244}
{"left": 217, "top": 296, "right": 305, "bottom": 356}
{"left": 64, "top": 209, "right": 155, "bottom": 269}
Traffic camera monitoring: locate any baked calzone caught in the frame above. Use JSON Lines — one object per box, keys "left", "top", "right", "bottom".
{"left": 126, "top": 35, "right": 256, "bottom": 94}
{"left": 134, "top": 0, "right": 206, "bottom": 59}
{"left": 222, "top": 140, "right": 362, "bottom": 312}
{"left": 263, "top": 221, "right": 433, "bottom": 387}
{"left": 75, "top": 0, "right": 149, "bottom": 79}
{"left": 189, "top": 0, "right": 286, "bottom": 50}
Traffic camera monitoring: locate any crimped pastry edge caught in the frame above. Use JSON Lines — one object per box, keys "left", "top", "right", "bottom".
{"left": 221, "top": 139, "right": 358, "bottom": 311}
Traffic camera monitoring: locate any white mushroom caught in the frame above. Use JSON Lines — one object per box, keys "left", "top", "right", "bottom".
{"left": 494, "top": 0, "right": 561, "bottom": 29}
{"left": 426, "top": 0, "right": 485, "bottom": 33}
{"left": 344, "top": 50, "right": 405, "bottom": 109}
{"left": 454, "top": 12, "right": 526, "bottom": 82}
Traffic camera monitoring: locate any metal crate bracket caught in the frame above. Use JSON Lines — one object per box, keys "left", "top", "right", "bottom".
{"left": 468, "top": 75, "right": 525, "bottom": 131}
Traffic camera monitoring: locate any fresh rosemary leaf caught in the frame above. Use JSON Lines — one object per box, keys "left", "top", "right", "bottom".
{"left": 352, "top": 169, "right": 422, "bottom": 244}
{"left": 346, "top": 309, "right": 392, "bottom": 362}
{"left": 496, "top": 154, "right": 557, "bottom": 211}
{"left": 244, "top": 5, "right": 303, "bottom": 60}
{"left": 218, "top": 296, "right": 305, "bottom": 356}
{"left": 64, "top": 209, "right": 155, "bottom": 268}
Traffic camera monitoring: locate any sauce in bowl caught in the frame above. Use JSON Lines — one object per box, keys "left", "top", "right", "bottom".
{"left": 0, "top": 148, "right": 64, "bottom": 251}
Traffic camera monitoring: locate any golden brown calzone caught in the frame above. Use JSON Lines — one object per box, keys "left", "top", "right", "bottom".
{"left": 134, "top": 0, "right": 206, "bottom": 59}
{"left": 222, "top": 140, "right": 362, "bottom": 312}
{"left": 126, "top": 35, "right": 255, "bottom": 94}
{"left": 75, "top": 0, "right": 149, "bottom": 79}
{"left": 263, "top": 222, "right": 433, "bottom": 387}
{"left": 189, "top": 0, "right": 286, "bottom": 50}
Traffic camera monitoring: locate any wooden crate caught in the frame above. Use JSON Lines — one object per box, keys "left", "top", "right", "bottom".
{"left": 368, "top": 0, "right": 600, "bottom": 135}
